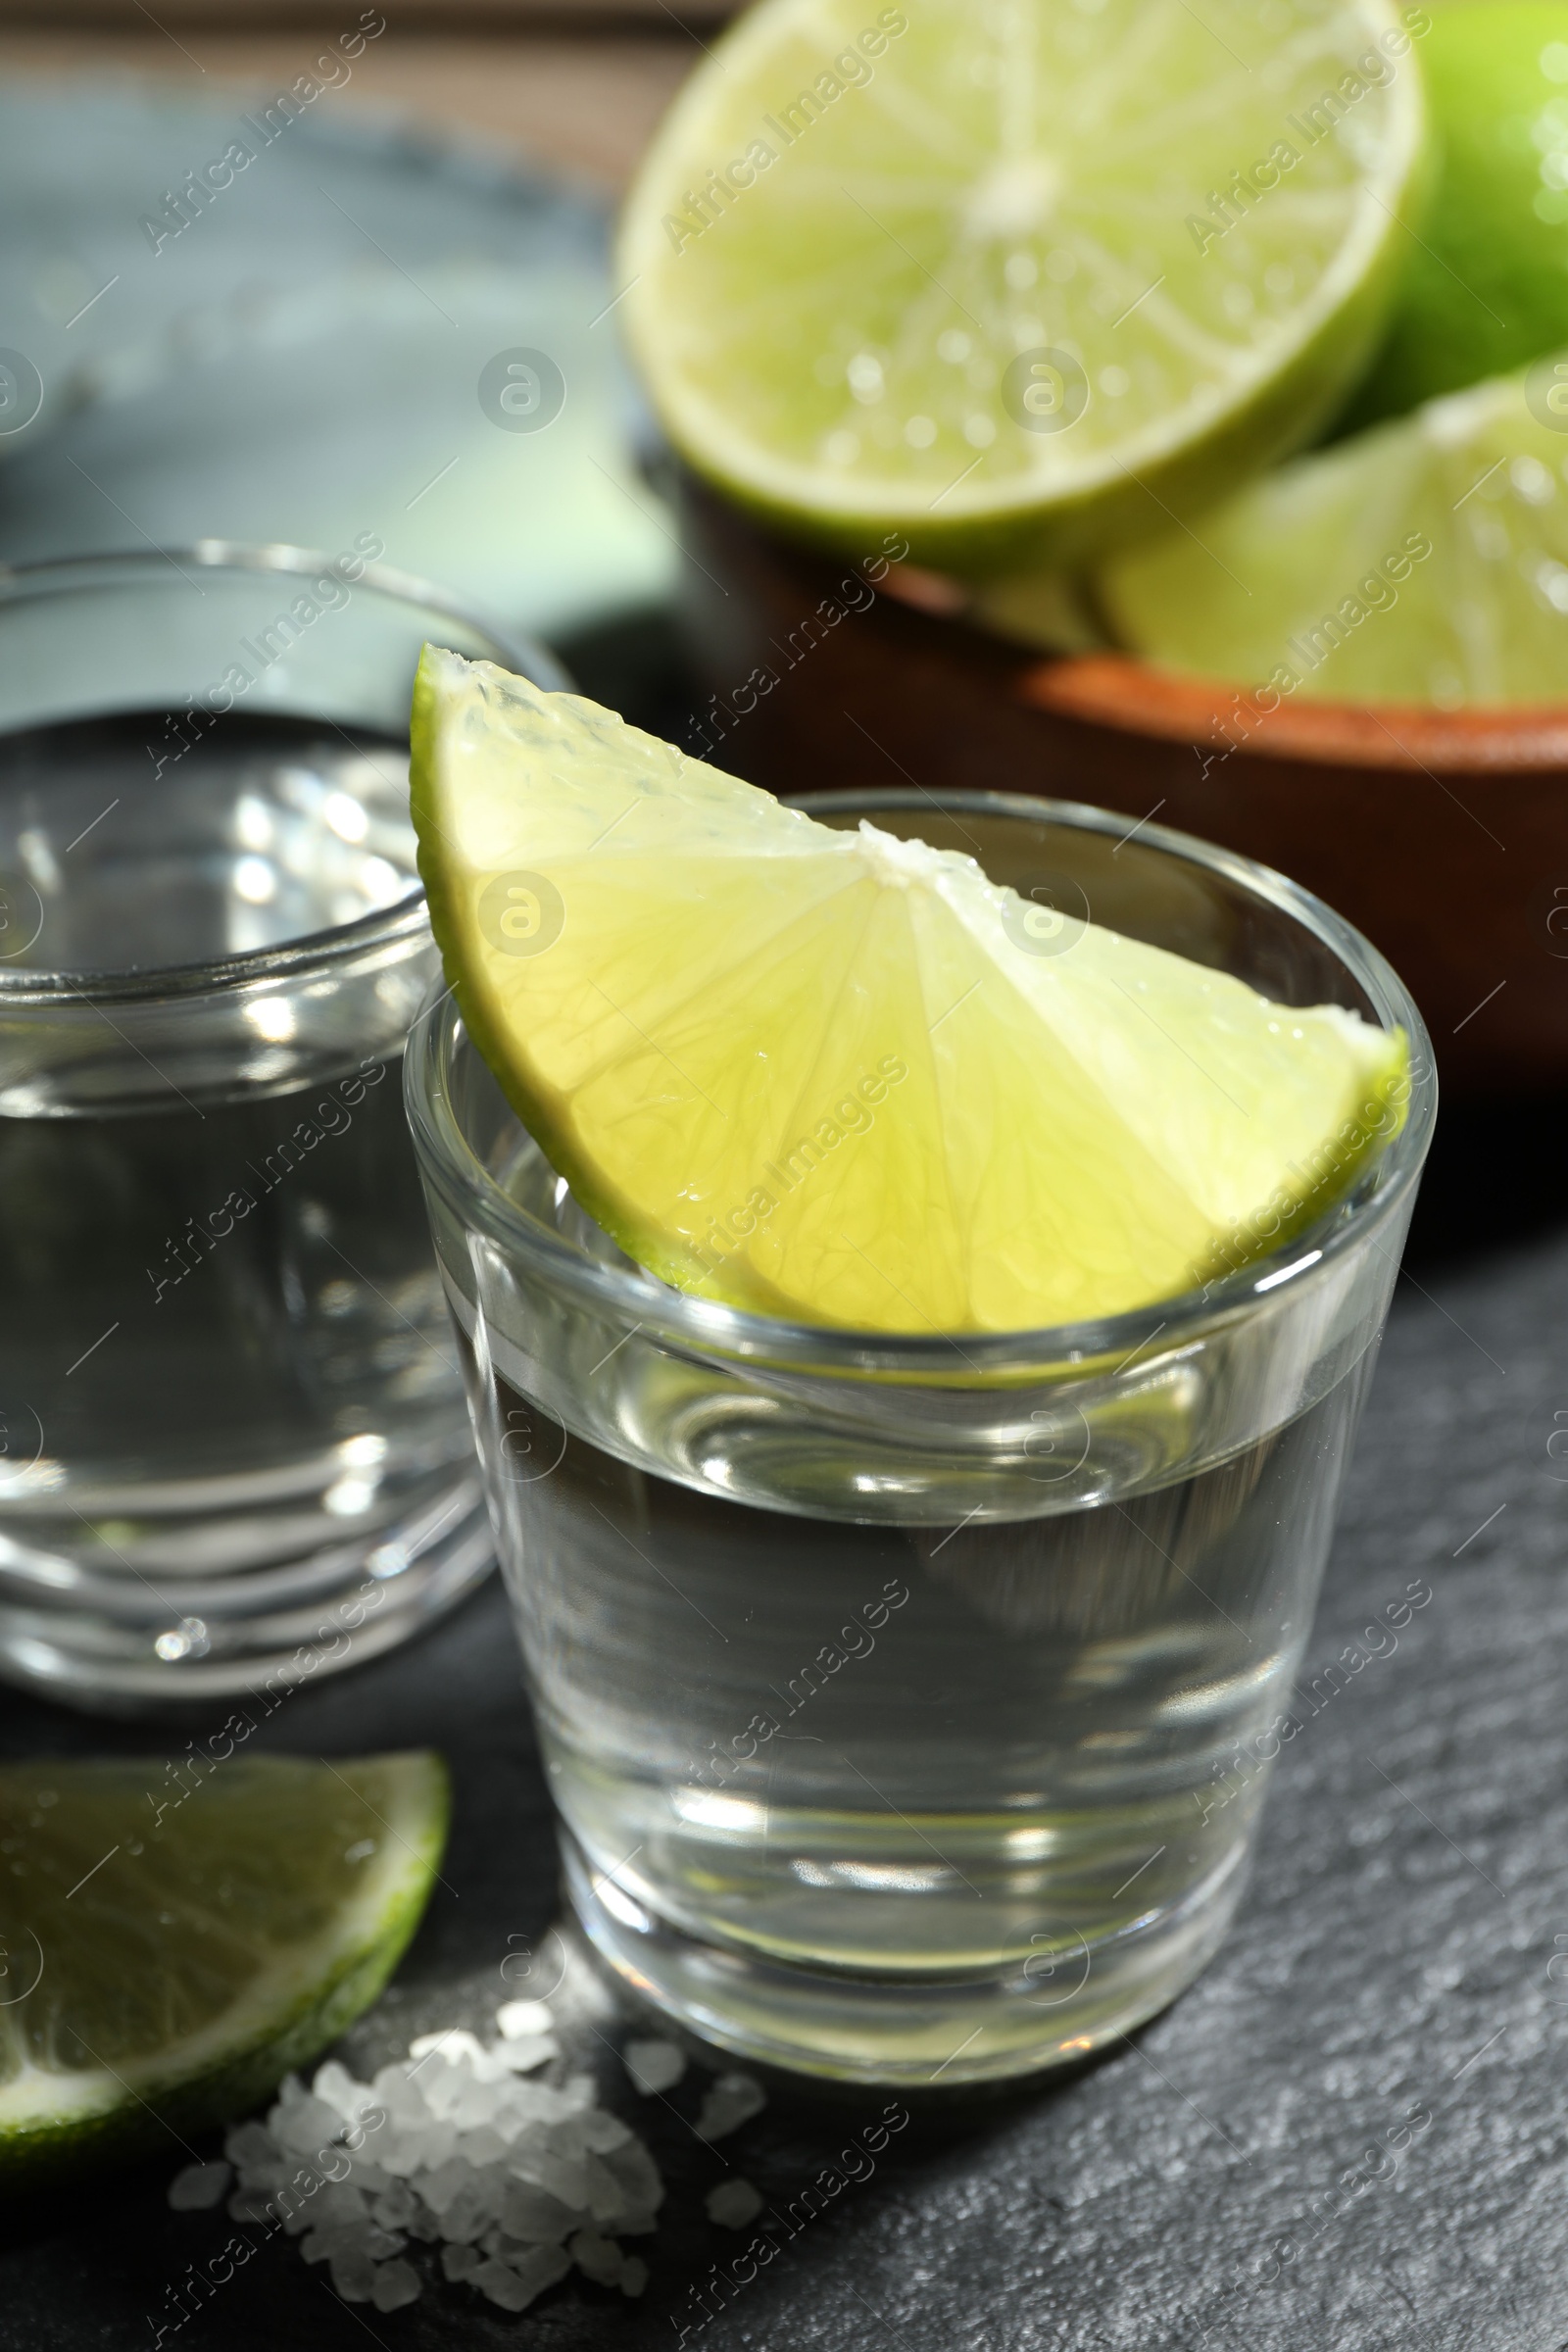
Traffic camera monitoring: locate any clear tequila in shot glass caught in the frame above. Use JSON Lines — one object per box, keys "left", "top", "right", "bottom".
{"left": 407, "top": 792, "right": 1434, "bottom": 2083}
{"left": 0, "top": 548, "right": 564, "bottom": 1705}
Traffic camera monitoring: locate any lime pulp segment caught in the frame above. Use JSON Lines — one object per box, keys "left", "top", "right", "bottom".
{"left": 1096, "top": 361, "right": 1568, "bottom": 703}
{"left": 413, "top": 646, "right": 1407, "bottom": 1333}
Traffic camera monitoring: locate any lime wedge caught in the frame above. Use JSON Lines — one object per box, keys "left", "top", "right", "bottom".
{"left": 413, "top": 646, "right": 1406, "bottom": 1332}
{"left": 1336, "top": 3, "right": 1568, "bottom": 433}
{"left": 1096, "top": 362, "right": 1568, "bottom": 703}
{"left": 616, "top": 0, "right": 1427, "bottom": 570}
{"left": 0, "top": 1752, "right": 448, "bottom": 2182}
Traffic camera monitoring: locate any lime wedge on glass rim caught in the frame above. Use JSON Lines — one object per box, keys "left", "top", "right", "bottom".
{"left": 1095, "top": 360, "right": 1568, "bottom": 703}
{"left": 616, "top": 0, "right": 1429, "bottom": 569}
{"left": 0, "top": 1752, "right": 448, "bottom": 2182}
{"left": 412, "top": 646, "right": 1407, "bottom": 1334}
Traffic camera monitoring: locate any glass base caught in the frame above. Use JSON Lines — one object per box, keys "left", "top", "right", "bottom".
{"left": 0, "top": 1475, "right": 494, "bottom": 1710}
{"left": 564, "top": 1830, "right": 1248, "bottom": 2086}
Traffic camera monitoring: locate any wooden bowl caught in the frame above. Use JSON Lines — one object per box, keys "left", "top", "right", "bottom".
{"left": 675, "top": 477, "right": 1568, "bottom": 1095}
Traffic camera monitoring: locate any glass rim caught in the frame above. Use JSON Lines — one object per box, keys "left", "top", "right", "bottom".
{"left": 0, "top": 541, "right": 569, "bottom": 1008}
{"left": 405, "top": 785, "right": 1438, "bottom": 1375}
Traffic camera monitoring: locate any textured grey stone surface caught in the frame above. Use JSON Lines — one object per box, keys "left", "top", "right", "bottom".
{"left": 3, "top": 1207, "right": 1566, "bottom": 2351}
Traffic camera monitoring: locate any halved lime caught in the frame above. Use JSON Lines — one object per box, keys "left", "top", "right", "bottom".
{"left": 0, "top": 1752, "right": 448, "bottom": 2183}
{"left": 617, "top": 0, "right": 1427, "bottom": 570}
{"left": 412, "top": 646, "right": 1406, "bottom": 1332}
{"left": 1336, "top": 2, "right": 1568, "bottom": 433}
{"left": 1096, "top": 362, "right": 1568, "bottom": 702}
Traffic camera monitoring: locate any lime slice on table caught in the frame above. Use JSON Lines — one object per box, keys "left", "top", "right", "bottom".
{"left": 412, "top": 645, "right": 1407, "bottom": 1332}
{"left": 616, "top": 0, "right": 1428, "bottom": 571}
{"left": 1095, "top": 362, "right": 1568, "bottom": 703}
{"left": 0, "top": 1752, "right": 448, "bottom": 2183}
{"left": 1335, "top": 3, "right": 1568, "bottom": 434}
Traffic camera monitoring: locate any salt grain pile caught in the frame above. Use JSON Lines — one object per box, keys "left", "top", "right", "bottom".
{"left": 167, "top": 2002, "right": 760, "bottom": 2314}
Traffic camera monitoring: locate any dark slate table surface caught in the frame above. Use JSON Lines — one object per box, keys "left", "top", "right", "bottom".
{"left": 4, "top": 1071, "right": 1567, "bottom": 2352}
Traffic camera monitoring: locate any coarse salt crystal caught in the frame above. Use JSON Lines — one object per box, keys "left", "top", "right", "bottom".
{"left": 314, "top": 2181, "right": 368, "bottom": 2226}
{"left": 470, "top": 2248, "right": 569, "bottom": 2312}
{"left": 417, "top": 2157, "right": 473, "bottom": 2216}
{"left": 227, "top": 2190, "right": 276, "bottom": 2225}
{"left": 223, "top": 2121, "right": 275, "bottom": 2172}
{"left": 623, "top": 2036, "right": 686, "bottom": 2096}
{"left": 169, "top": 2018, "right": 666, "bottom": 2324}
{"left": 438, "top": 2177, "right": 503, "bottom": 2244}
{"left": 371, "top": 2257, "right": 422, "bottom": 2311}
{"left": 403, "top": 2199, "right": 446, "bottom": 2244}
{"left": 602, "top": 2136, "right": 664, "bottom": 2216}
{"left": 496, "top": 1998, "right": 555, "bottom": 2039}
{"left": 329, "top": 2247, "right": 375, "bottom": 2302}
{"left": 696, "top": 2072, "right": 767, "bottom": 2141}
{"left": 311, "top": 2060, "right": 368, "bottom": 2119}
{"left": 568, "top": 2228, "right": 625, "bottom": 2286}
{"left": 485, "top": 2034, "right": 558, "bottom": 2075}
{"left": 168, "top": 2161, "right": 232, "bottom": 2211}
{"left": 409, "top": 2028, "right": 485, "bottom": 2066}
{"left": 498, "top": 2180, "right": 578, "bottom": 2242}
{"left": 507, "top": 2145, "right": 592, "bottom": 2209}
{"left": 272, "top": 2090, "right": 347, "bottom": 2156}
{"left": 707, "top": 2179, "right": 764, "bottom": 2229}
{"left": 371, "top": 2181, "right": 419, "bottom": 2230}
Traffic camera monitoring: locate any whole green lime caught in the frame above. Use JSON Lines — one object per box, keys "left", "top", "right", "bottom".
{"left": 1338, "top": 2, "right": 1568, "bottom": 428}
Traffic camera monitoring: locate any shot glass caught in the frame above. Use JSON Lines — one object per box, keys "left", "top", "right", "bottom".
{"left": 0, "top": 545, "right": 565, "bottom": 1708}
{"left": 406, "top": 790, "right": 1436, "bottom": 2084}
